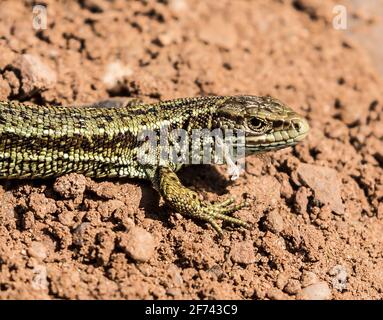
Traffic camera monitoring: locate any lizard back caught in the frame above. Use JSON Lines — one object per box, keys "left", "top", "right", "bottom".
{"left": 0, "top": 97, "right": 221, "bottom": 179}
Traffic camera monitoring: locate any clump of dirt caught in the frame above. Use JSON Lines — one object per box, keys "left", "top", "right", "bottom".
{"left": 0, "top": 0, "right": 382, "bottom": 299}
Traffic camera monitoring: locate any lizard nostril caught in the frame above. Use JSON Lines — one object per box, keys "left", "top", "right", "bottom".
{"left": 293, "top": 122, "right": 301, "bottom": 131}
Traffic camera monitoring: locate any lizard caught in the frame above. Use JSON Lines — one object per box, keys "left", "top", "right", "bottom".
{"left": 0, "top": 95, "right": 309, "bottom": 234}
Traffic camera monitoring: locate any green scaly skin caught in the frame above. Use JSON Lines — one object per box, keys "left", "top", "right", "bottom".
{"left": 0, "top": 96, "right": 309, "bottom": 234}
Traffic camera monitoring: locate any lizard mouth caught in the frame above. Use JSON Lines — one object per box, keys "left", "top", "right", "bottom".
{"left": 245, "top": 117, "right": 309, "bottom": 153}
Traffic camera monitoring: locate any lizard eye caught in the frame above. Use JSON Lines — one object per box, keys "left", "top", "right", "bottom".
{"left": 248, "top": 117, "right": 267, "bottom": 132}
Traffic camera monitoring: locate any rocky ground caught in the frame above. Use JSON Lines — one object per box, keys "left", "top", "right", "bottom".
{"left": 0, "top": 0, "right": 382, "bottom": 299}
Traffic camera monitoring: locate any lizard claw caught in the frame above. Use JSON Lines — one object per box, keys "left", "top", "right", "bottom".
{"left": 197, "top": 198, "right": 250, "bottom": 235}
{"left": 157, "top": 166, "right": 250, "bottom": 235}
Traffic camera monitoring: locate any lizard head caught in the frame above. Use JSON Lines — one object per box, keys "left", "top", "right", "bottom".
{"left": 214, "top": 95, "right": 310, "bottom": 154}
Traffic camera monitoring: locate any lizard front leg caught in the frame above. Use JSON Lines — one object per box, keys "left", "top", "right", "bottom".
{"left": 153, "top": 166, "right": 249, "bottom": 235}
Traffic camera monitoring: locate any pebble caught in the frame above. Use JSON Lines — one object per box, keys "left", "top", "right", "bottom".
{"left": 27, "top": 241, "right": 48, "bottom": 260}
{"left": 167, "top": 264, "right": 184, "bottom": 286}
{"left": 255, "top": 175, "right": 281, "bottom": 207}
{"left": 208, "top": 264, "right": 225, "bottom": 280}
{"left": 266, "top": 288, "right": 289, "bottom": 300}
{"left": 97, "top": 199, "right": 125, "bottom": 219}
{"left": 13, "top": 54, "right": 56, "bottom": 97}
{"left": 53, "top": 173, "right": 87, "bottom": 200}
{"left": 29, "top": 193, "right": 57, "bottom": 219}
{"left": 230, "top": 240, "right": 256, "bottom": 265}
{"left": 296, "top": 163, "right": 345, "bottom": 215}
{"left": 263, "top": 209, "right": 284, "bottom": 234}
{"left": 296, "top": 281, "right": 332, "bottom": 300}
{"left": 300, "top": 270, "right": 319, "bottom": 288}
{"left": 22, "top": 211, "right": 35, "bottom": 230}
{"left": 89, "top": 181, "right": 120, "bottom": 200}
{"left": 58, "top": 210, "right": 75, "bottom": 226}
{"left": 166, "top": 288, "right": 182, "bottom": 297}
{"left": 72, "top": 222, "right": 91, "bottom": 246}
{"left": 119, "top": 226, "right": 156, "bottom": 263}
{"left": 283, "top": 279, "right": 301, "bottom": 295}
{"left": 318, "top": 205, "right": 332, "bottom": 221}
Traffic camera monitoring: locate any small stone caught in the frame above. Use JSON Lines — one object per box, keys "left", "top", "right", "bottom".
{"left": 208, "top": 265, "right": 225, "bottom": 280}
{"left": 296, "top": 281, "right": 332, "bottom": 300}
{"left": 119, "top": 226, "right": 156, "bottom": 263}
{"left": 89, "top": 181, "right": 120, "bottom": 200}
{"left": 3, "top": 69, "right": 20, "bottom": 97}
{"left": 27, "top": 241, "right": 47, "bottom": 260}
{"left": 318, "top": 205, "right": 332, "bottom": 221}
{"left": 255, "top": 175, "right": 281, "bottom": 207}
{"left": 253, "top": 287, "right": 266, "bottom": 300}
{"left": 167, "top": 288, "right": 182, "bottom": 297}
{"left": 29, "top": 193, "right": 57, "bottom": 219}
{"left": 22, "top": 211, "right": 35, "bottom": 230}
{"left": 97, "top": 199, "right": 125, "bottom": 219}
{"left": 58, "top": 210, "right": 75, "bottom": 226}
{"left": 230, "top": 240, "right": 256, "bottom": 265}
{"left": 266, "top": 287, "right": 289, "bottom": 300}
{"left": 54, "top": 173, "right": 87, "bottom": 200}
{"left": 283, "top": 279, "right": 301, "bottom": 295}
{"left": 301, "top": 271, "right": 319, "bottom": 288}
{"left": 167, "top": 264, "right": 184, "bottom": 286}
{"left": 296, "top": 163, "right": 345, "bottom": 215}
{"left": 263, "top": 209, "right": 284, "bottom": 234}
{"left": 13, "top": 54, "right": 57, "bottom": 97}
{"left": 72, "top": 222, "right": 91, "bottom": 246}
